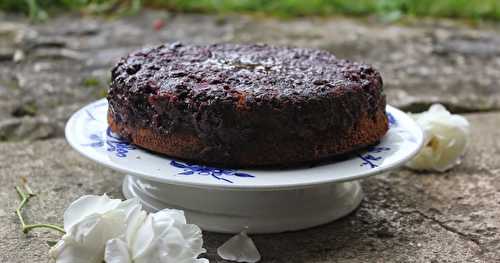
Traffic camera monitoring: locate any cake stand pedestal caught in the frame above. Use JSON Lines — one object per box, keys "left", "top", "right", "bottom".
{"left": 65, "top": 99, "right": 423, "bottom": 234}
{"left": 122, "top": 175, "right": 364, "bottom": 234}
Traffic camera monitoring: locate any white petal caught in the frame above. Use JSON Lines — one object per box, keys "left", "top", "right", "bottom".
{"left": 176, "top": 223, "right": 206, "bottom": 256}
{"left": 152, "top": 209, "right": 205, "bottom": 258}
{"left": 52, "top": 209, "right": 128, "bottom": 263}
{"left": 63, "top": 194, "right": 122, "bottom": 231}
{"left": 177, "top": 258, "right": 210, "bottom": 263}
{"left": 217, "top": 231, "right": 261, "bottom": 263}
{"left": 124, "top": 204, "right": 147, "bottom": 247}
{"left": 117, "top": 198, "right": 141, "bottom": 216}
{"left": 105, "top": 238, "right": 132, "bottom": 263}
{"left": 68, "top": 214, "right": 103, "bottom": 244}
{"left": 156, "top": 209, "right": 187, "bottom": 225}
{"left": 156, "top": 224, "right": 205, "bottom": 260}
{"left": 131, "top": 209, "right": 207, "bottom": 263}
{"left": 71, "top": 210, "right": 126, "bottom": 243}
{"left": 50, "top": 235, "right": 105, "bottom": 263}
{"left": 131, "top": 214, "right": 156, "bottom": 259}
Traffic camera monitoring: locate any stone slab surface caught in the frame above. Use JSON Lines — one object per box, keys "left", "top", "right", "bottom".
{"left": 1, "top": 10, "right": 500, "bottom": 263}
{"left": 1, "top": 112, "right": 499, "bottom": 262}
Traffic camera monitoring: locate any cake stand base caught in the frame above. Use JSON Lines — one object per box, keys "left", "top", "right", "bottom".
{"left": 122, "top": 175, "right": 363, "bottom": 234}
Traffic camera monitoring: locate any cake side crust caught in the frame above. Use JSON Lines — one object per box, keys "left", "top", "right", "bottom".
{"left": 108, "top": 109, "right": 389, "bottom": 168}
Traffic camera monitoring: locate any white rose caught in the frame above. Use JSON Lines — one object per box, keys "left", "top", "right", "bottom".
{"left": 406, "top": 104, "right": 470, "bottom": 172}
{"left": 49, "top": 195, "right": 141, "bottom": 263}
{"left": 105, "top": 209, "right": 208, "bottom": 263}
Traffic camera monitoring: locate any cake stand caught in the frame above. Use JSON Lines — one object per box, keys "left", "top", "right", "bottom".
{"left": 65, "top": 99, "right": 423, "bottom": 234}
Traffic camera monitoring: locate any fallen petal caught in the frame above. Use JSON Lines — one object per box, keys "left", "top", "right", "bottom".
{"left": 217, "top": 231, "right": 261, "bottom": 263}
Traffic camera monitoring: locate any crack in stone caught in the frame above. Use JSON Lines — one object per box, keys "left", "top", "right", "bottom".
{"left": 402, "top": 209, "right": 484, "bottom": 252}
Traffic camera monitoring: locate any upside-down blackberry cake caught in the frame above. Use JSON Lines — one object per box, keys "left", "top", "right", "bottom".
{"left": 107, "top": 43, "right": 388, "bottom": 167}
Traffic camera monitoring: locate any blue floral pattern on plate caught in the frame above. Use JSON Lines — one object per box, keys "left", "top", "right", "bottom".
{"left": 85, "top": 109, "right": 97, "bottom": 121}
{"left": 387, "top": 112, "right": 397, "bottom": 127}
{"left": 82, "top": 127, "right": 136, "bottom": 158}
{"left": 357, "top": 146, "right": 391, "bottom": 168}
{"left": 170, "top": 160, "right": 255, "bottom": 183}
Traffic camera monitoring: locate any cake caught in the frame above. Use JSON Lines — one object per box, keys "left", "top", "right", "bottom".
{"left": 107, "top": 43, "right": 388, "bottom": 167}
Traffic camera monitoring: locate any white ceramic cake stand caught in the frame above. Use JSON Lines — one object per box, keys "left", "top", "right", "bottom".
{"left": 65, "top": 99, "right": 423, "bottom": 234}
